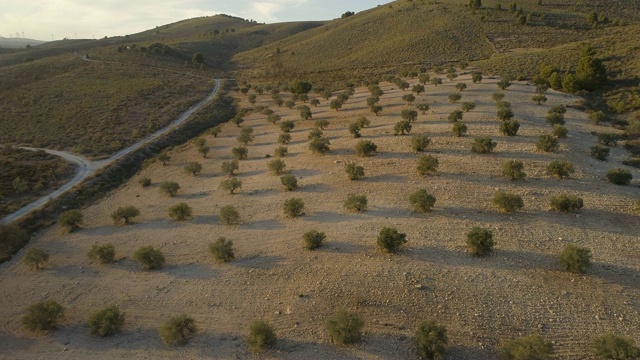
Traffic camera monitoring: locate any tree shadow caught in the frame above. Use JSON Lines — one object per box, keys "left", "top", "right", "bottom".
{"left": 367, "top": 206, "right": 413, "bottom": 219}
{"left": 0, "top": 330, "right": 37, "bottom": 356}
{"left": 321, "top": 241, "right": 369, "bottom": 255}
{"left": 302, "top": 183, "right": 333, "bottom": 193}
{"left": 243, "top": 219, "right": 284, "bottom": 231}
{"left": 192, "top": 214, "right": 218, "bottom": 225}
{"left": 291, "top": 168, "right": 322, "bottom": 177}
{"left": 366, "top": 174, "right": 408, "bottom": 183}
{"left": 304, "top": 211, "right": 363, "bottom": 224}
{"left": 233, "top": 255, "right": 283, "bottom": 270}
{"left": 164, "top": 262, "right": 217, "bottom": 280}
{"left": 238, "top": 169, "right": 266, "bottom": 178}
{"left": 181, "top": 191, "right": 209, "bottom": 200}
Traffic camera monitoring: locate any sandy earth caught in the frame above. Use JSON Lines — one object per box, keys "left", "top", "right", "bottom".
{"left": 0, "top": 72, "right": 638, "bottom": 359}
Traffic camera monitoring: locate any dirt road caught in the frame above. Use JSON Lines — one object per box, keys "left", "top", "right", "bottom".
{"left": 0, "top": 79, "right": 220, "bottom": 225}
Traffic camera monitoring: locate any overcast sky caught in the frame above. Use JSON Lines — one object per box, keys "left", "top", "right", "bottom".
{"left": 0, "top": 0, "right": 391, "bottom": 41}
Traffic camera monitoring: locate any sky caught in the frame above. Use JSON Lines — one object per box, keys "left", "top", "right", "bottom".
{"left": 0, "top": 0, "right": 392, "bottom": 41}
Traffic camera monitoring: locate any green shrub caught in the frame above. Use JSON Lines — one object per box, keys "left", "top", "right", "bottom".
{"left": 448, "top": 110, "right": 464, "bottom": 123}
{"left": 606, "top": 168, "right": 632, "bottom": 185}
{"left": 497, "top": 79, "right": 512, "bottom": 90}
{"left": 545, "top": 112, "right": 565, "bottom": 125}
{"left": 348, "top": 122, "right": 362, "bottom": 138}
{"left": 232, "top": 146, "right": 248, "bottom": 160}
{"left": 23, "top": 247, "right": 49, "bottom": 270}
{"left": 394, "top": 120, "right": 412, "bottom": 135}
{"left": 133, "top": 246, "right": 165, "bottom": 270}
{"left": 598, "top": 133, "right": 619, "bottom": 146}
{"left": 88, "top": 305, "right": 125, "bottom": 337}
{"left": 309, "top": 137, "right": 331, "bottom": 154}
{"left": 303, "top": 230, "right": 326, "bottom": 250}
{"left": 492, "top": 92, "right": 505, "bottom": 102}
{"left": 280, "top": 120, "right": 295, "bottom": 133}
{"left": 502, "top": 160, "right": 526, "bottom": 181}
{"left": 416, "top": 320, "right": 448, "bottom": 360}
{"left": 139, "top": 177, "right": 151, "bottom": 187}
{"left": 278, "top": 133, "right": 292, "bottom": 144}
{"left": 536, "top": 134, "right": 559, "bottom": 152}
{"left": 417, "top": 155, "right": 439, "bottom": 176}
{"left": 466, "top": 227, "right": 494, "bottom": 256}
{"left": 497, "top": 107, "right": 514, "bottom": 121}
{"left": 501, "top": 334, "right": 554, "bottom": 360}
{"left": 409, "top": 189, "right": 436, "bottom": 213}
{"left": 500, "top": 120, "right": 520, "bottom": 136}
{"left": 314, "top": 119, "right": 330, "bottom": 129}
{"left": 552, "top": 124, "right": 568, "bottom": 138}
{"left": 267, "top": 159, "right": 286, "bottom": 175}
{"left": 159, "top": 181, "right": 180, "bottom": 197}
{"left": 452, "top": 122, "right": 468, "bottom": 137}
{"left": 221, "top": 160, "right": 239, "bottom": 175}
{"left": 590, "top": 145, "right": 610, "bottom": 161}
{"left": 220, "top": 205, "right": 240, "bottom": 225}
{"left": 448, "top": 92, "right": 462, "bottom": 103}
{"left": 22, "top": 299, "right": 65, "bottom": 332}
{"left": 87, "top": 243, "right": 116, "bottom": 264}
{"left": 550, "top": 194, "right": 584, "bottom": 213}
{"left": 461, "top": 101, "right": 476, "bottom": 112}
{"left": 589, "top": 111, "right": 606, "bottom": 125}
{"left": 411, "top": 134, "right": 431, "bottom": 152}
{"left": 472, "top": 137, "right": 497, "bottom": 154}
{"left": 549, "top": 105, "right": 566, "bottom": 114}
{"left": 209, "top": 237, "right": 235, "bottom": 262}
{"left": 274, "top": 146, "right": 288, "bottom": 158}
{"left": 111, "top": 206, "right": 140, "bottom": 225}
{"left": 355, "top": 116, "right": 370, "bottom": 128}
{"left": 284, "top": 198, "right": 305, "bottom": 218}
{"left": 345, "top": 163, "right": 365, "bottom": 180}
{"left": 246, "top": 320, "right": 276, "bottom": 352}
{"left": 183, "top": 161, "right": 202, "bottom": 176}
{"left": 344, "top": 194, "right": 368, "bottom": 212}
{"left": 532, "top": 94, "right": 547, "bottom": 105}
{"left": 159, "top": 314, "right": 197, "bottom": 346}
{"left": 492, "top": 191, "right": 524, "bottom": 213}
{"left": 377, "top": 227, "right": 407, "bottom": 253}
{"left": 220, "top": 177, "right": 242, "bottom": 194}
{"left": 280, "top": 174, "right": 299, "bottom": 191}
{"left": 593, "top": 333, "right": 640, "bottom": 360}
{"left": 59, "top": 209, "right": 83, "bottom": 232}
{"left": 546, "top": 161, "right": 575, "bottom": 179}
{"left": 355, "top": 140, "right": 378, "bottom": 156}
{"left": 308, "top": 128, "right": 324, "bottom": 140}
{"left": 327, "top": 309, "right": 364, "bottom": 346}
{"left": 168, "top": 202, "right": 192, "bottom": 221}
{"left": 559, "top": 244, "right": 592, "bottom": 274}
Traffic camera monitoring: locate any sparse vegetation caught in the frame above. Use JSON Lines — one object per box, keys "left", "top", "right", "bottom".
{"left": 559, "top": 244, "right": 592, "bottom": 274}
{"left": 159, "top": 314, "right": 197, "bottom": 346}
{"left": 327, "top": 309, "right": 364, "bottom": 346}
{"left": 23, "top": 247, "right": 49, "bottom": 270}
{"left": 550, "top": 194, "right": 584, "bottom": 213}
{"left": 232, "top": 146, "right": 249, "bottom": 160}
{"left": 493, "top": 191, "right": 524, "bottom": 213}
{"left": 87, "top": 243, "right": 116, "bottom": 264}
{"left": 394, "top": 120, "right": 412, "bottom": 135}
{"left": 168, "top": 202, "right": 192, "bottom": 221}
{"left": 466, "top": 227, "right": 494, "bottom": 256}
{"left": 132, "top": 246, "right": 165, "bottom": 270}
{"left": 448, "top": 92, "right": 462, "bottom": 103}
{"left": 309, "top": 137, "right": 331, "bottom": 154}
{"left": 209, "top": 237, "right": 235, "bottom": 262}
{"left": 221, "top": 160, "right": 239, "bottom": 175}
{"left": 416, "top": 320, "right": 448, "bottom": 360}
{"left": 536, "top": 135, "right": 559, "bottom": 152}
{"left": 267, "top": 159, "right": 287, "bottom": 175}
{"left": 461, "top": 102, "right": 476, "bottom": 112}
{"left": 409, "top": 189, "right": 436, "bottom": 213}
{"left": 314, "top": 119, "right": 330, "bottom": 129}
{"left": 22, "top": 299, "right": 65, "bottom": 332}
{"left": 246, "top": 320, "right": 276, "bottom": 352}
{"left": 280, "top": 174, "right": 299, "bottom": 191}
{"left": 503, "top": 160, "right": 526, "bottom": 181}
{"left": 355, "top": 140, "right": 377, "bottom": 157}
{"left": 159, "top": 181, "right": 180, "bottom": 197}
{"left": 309, "top": 128, "right": 323, "bottom": 140}
{"left": 606, "top": 168, "right": 632, "bottom": 185}
{"left": 500, "top": 120, "right": 520, "bottom": 136}
{"left": 411, "top": 134, "right": 431, "bottom": 152}
{"left": 416, "top": 155, "right": 439, "bottom": 176}
{"left": 219, "top": 205, "right": 240, "bottom": 225}
{"left": 593, "top": 334, "right": 640, "bottom": 360}
{"left": 303, "top": 230, "right": 325, "bottom": 250}
{"left": 284, "top": 198, "right": 305, "bottom": 218}
{"left": 552, "top": 124, "right": 568, "bottom": 138}
{"left": 138, "top": 177, "right": 152, "bottom": 187}
{"left": 274, "top": 146, "right": 288, "bottom": 158}
{"left": 547, "top": 161, "right": 575, "bottom": 179}
{"left": 472, "top": 137, "right": 497, "bottom": 154}
{"left": 237, "top": 126, "right": 255, "bottom": 145}
{"left": 59, "top": 209, "right": 83, "bottom": 232}
{"left": 111, "top": 206, "right": 140, "bottom": 225}
{"left": 502, "top": 334, "right": 554, "bottom": 360}
{"left": 590, "top": 145, "right": 610, "bottom": 161}
{"left": 344, "top": 194, "right": 368, "bottom": 212}
{"left": 220, "top": 177, "right": 243, "bottom": 194}
{"left": 453, "top": 122, "right": 468, "bottom": 137}
{"left": 377, "top": 227, "right": 407, "bottom": 253}
{"left": 88, "top": 305, "right": 125, "bottom": 337}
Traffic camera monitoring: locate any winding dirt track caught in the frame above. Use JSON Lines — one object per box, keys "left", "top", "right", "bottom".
{"left": 0, "top": 79, "right": 221, "bottom": 225}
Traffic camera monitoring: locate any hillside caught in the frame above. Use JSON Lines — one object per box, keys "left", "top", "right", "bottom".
{"left": 1, "top": 72, "right": 638, "bottom": 359}
{"left": 0, "top": 36, "right": 45, "bottom": 49}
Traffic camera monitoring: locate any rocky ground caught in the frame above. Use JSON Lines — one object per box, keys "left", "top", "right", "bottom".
{"left": 0, "top": 72, "right": 638, "bottom": 359}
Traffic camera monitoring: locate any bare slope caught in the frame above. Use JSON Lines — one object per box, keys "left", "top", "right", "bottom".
{"left": 1, "top": 72, "right": 638, "bottom": 359}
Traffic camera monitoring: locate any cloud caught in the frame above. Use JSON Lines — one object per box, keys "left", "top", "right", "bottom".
{"left": 242, "top": 0, "right": 311, "bottom": 23}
